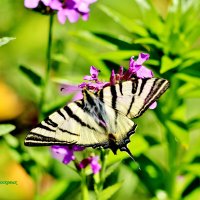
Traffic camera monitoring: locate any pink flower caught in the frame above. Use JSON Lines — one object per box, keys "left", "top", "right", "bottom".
{"left": 79, "top": 156, "right": 101, "bottom": 174}
{"left": 60, "top": 83, "right": 83, "bottom": 101}
{"left": 50, "top": 0, "right": 97, "bottom": 24}
{"left": 24, "top": 0, "right": 97, "bottom": 24}
{"left": 24, "top": 0, "right": 51, "bottom": 8}
{"left": 51, "top": 145, "right": 84, "bottom": 164}
{"left": 84, "top": 66, "right": 99, "bottom": 81}
{"left": 79, "top": 66, "right": 109, "bottom": 91}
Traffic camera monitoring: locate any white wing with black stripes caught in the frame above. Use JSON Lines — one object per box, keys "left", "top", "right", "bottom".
{"left": 25, "top": 94, "right": 137, "bottom": 153}
{"left": 24, "top": 77, "right": 169, "bottom": 158}
{"left": 98, "top": 78, "right": 169, "bottom": 118}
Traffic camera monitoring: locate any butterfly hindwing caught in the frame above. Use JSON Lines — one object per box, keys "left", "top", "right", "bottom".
{"left": 25, "top": 91, "right": 137, "bottom": 152}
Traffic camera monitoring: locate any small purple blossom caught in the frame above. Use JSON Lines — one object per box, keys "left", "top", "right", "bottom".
{"left": 149, "top": 101, "right": 157, "bottom": 109}
{"left": 60, "top": 83, "right": 83, "bottom": 101}
{"left": 51, "top": 145, "right": 84, "bottom": 164}
{"left": 79, "top": 156, "right": 101, "bottom": 174}
{"left": 84, "top": 66, "right": 99, "bottom": 81}
{"left": 24, "top": 0, "right": 97, "bottom": 24}
{"left": 123, "top": 53, "right": 153, "bottom": 79}
{"left": 24, "top": 0, "right": 51, "bottom": 8}
{"left": 79, "top": 66, "right": 109, "bottom": 91}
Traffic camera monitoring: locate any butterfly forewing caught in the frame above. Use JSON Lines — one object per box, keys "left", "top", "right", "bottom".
{"left": 98, "top": 78, "right": 169, "bottom": 118}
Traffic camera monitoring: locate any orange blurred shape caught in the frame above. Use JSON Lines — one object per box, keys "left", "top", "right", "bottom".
{"left": 0, "top": 81, "right": 24, "bottom": 121}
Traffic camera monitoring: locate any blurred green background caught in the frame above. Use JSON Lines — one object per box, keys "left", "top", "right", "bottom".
{"left": 0, "top": 0, "right": 200, "bottom": 199}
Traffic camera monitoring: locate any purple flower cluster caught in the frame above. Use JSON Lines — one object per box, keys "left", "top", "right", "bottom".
{"left": 24, "top": 0, "right": 97, "bottom": 24}
{"left": 51, "top": 145, "right": 101, "bottom": 174}
{"left": 79, "top": 156, "right": 101, "bottom": 174}
{"left": 51, "top": 145, "right": 84, "bottom": 164}
{"left": 61, "top": 52, "right": 156, "bottom": 108}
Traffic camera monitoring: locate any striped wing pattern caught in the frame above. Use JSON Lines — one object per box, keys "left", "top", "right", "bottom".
{"left": 99, "top": 78, "right": 169, "bottom": 118}
{"left": 25, "top": 78, "right": 169, "bottom": 154}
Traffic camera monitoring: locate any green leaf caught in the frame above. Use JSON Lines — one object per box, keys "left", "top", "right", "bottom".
{"left": 19, "top": 65, "right": 43, "bottom": 86}
{"left": 52, "top": 54, "right": 69, "bottom": 64}
{"left": 185, "top": 164, "right": 200, "bottom": 176}
{"left": 99, "top": 4, "right": 148, "bottom": 37}
{"left": 98, "top": 50, "right": 141, "bottom": 60}
{"left": 160, "top": 56, "right": 182, "bottom": 73}
{"left": 134, "top": 38, "right": 163, "bottom": 49}
{"left": 0, "top": 124, "right": 16, "bottom": 136}
{"left": 166, "top": 120, "right": 189, "bottom": 147}
{"left": 0, "top": 37, "right": 15, "bottom": 47}
{"left": 70, "top": 30, "right": 117, "bottom": 50}
{"left": 176, "top": 73, "right": 200, "bottom": 86}
{"left": 178, "top": 83, "right": 200, "bottom": 98}
{"left": 36, "top": 180, "right": 69, "bottom": 200}
{"left": 105, "top": 161, "right": 121, "bottom": 178}
{"left": 70, "top": 43, "right": 109, "bottom": 76}
{"left": 99, "top": 182, "right": 122, "bottom": 200}
{"left": 184, "top": 188, "right": 200, "bottom": 200}
{"left": 3, "top": 134, "right": 19, "bottom": 148}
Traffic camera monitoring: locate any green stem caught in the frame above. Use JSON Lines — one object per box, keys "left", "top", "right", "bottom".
{"left": 81, "top": 169, "right": 89, "bottom": 200}
{"left": 154, "top": 109, "right": 177, "bottom": 199}
{"left": 39, "top": 14, "right": 54, "bottom": 120}
{"left": 166, "top": 129, "right": 177, "bottom": 199}
{"left": 99, "top": 149, "right": 107, "bottom": 190}
{"left": 96, "top": 149, "right": 108, "bottom": 199}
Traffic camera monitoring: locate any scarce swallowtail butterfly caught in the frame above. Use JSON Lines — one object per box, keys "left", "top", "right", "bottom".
{"left": 24, "top": 77, "right": 169, "bottom": 160}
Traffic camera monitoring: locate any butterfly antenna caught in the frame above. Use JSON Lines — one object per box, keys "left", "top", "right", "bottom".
{"left": 120, "top": 146, "right": 141, "bottom": 170}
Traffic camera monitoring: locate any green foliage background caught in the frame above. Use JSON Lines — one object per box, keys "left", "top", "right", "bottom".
{"left": 0, "top": 0, "right": 199, "bottom": 199}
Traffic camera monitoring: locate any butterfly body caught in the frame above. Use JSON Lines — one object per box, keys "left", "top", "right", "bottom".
{"left": 25, "top": 77, "right": 169, "bottom": 158}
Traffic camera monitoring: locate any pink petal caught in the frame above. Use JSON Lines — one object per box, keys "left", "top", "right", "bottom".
{"left": 136, "top": 53, "right": 150, "bottom": 65}
{"left": 60, "top": 83, "right": 81, "bottom": 95}
{"left": 81, "top": 0, "right": 97, "bottom": 4}
{"left": 49, "top": 0, "right": 62, "bottom": 10}
{"left": 41, "top": 0, "right": 51, "bottom": 6}
{"left": 149, "top": 101, "right": 157, "bottom": 109}
{"left": 84, "top": 75, "right": 93, "bottom": 81}
{"left": 72, "top": 91, "right": 83, "bottom": 101}
{"left": 136, "top": 66, "right": 153, "bottom": 78}
{"left": 110, "top": 70, "right": 116, "bottom": 85}
{"left": 118, "top": 66, "right": 124, "bottom": 77}
{"left": 129, "top": 57, "right": 141, "bottom": 73}
{"left": 76, "top": 2, "right": 90, "bottom": 12}
{"left": 90, "top": 156, "right": 101, "bottom": 174}
{"left": 57, "top": 10, "right": 67, "bottom": 24}
{"left": 24, "top": 0, "right": 40, "bottom": 8}
{"left": 65, "top": 9, "right": 80, "bottom": 23}
{"left": 82, "top": 13, "right": 89, "bottom": 21}
{"left": 90, "top": 66, "right": 99, "bottom": 78}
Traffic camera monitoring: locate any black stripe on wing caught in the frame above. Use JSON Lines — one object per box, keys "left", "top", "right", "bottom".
{"left": 138, "top": 78, "right": 149, "bottom": 95}
{"left": 58, "top": 128, "right": 79, "bottom": 136}
{"left": 110, "top": 85, "right": 117, "bottom": 109}
{"left": 24, "top": 132, "right": 75, "bottom": 146}
{"left": 64, "top": 105, "right": 96, "bottom": 131}
{"left": 57, "top": 109, "right": 66, "bottom": 120}
{"left": 110, "top": 85, "right": 118, "bottom": 125}
{"left": 119, "top": 82, "right": 123, "bottom": 95}
{"left": 136, "top": 79, "right": 169, "bottom": 117}
{"left": 45, "top": 117, "right": 58, "bottom": 128}
{"left": 132, "top": 79, "right": 138, "bottom": 94}
{"left": 38, "top": 124, "right": 55, "bottom": 132}
{"left": 126, "top": 96, "right": 135, "bottom": 116}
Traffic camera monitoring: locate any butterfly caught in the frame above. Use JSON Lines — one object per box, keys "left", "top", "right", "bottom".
{"left": 24, "top": 77, "right": 169, "bottom": 159}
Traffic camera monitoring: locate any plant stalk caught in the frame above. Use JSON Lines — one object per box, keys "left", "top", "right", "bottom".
{"left": 81, "top": 170, "right": 89, "bottom": 200}
{"left": 39, "top": 14, "right": 54, "bottom": 120}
